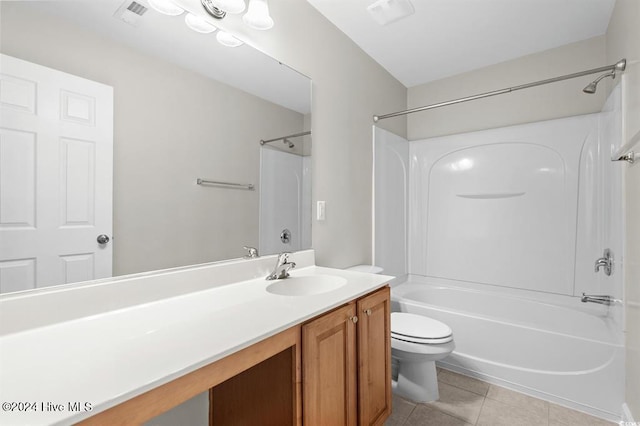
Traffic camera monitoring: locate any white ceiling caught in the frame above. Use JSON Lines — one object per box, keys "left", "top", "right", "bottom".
{"left": 306, "top": 0, "right": 616, "bottom": 88}
{"left": 20, "top": 1, "right": 311, "bottom": 114}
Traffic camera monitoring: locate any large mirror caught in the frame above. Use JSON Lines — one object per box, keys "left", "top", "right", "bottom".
{"left": 0, "top": 0, "right": 312, "bottom": 294}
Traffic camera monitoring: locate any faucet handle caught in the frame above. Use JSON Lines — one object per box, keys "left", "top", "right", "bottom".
{"left": 594, "top": 249, "right": 612, "bottom": 275}
{"left": 243, "top": 246, "right": 259, "bottom": 258}
{"left": 278, "top": 252, "right": 291, "bottom": 262}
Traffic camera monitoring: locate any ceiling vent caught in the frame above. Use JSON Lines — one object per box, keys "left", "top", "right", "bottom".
{"left": 114, "top": 1, "right": 148, "bottom": 27}
{"left": 367, "top": 0, "right": 414, "bottom": 26}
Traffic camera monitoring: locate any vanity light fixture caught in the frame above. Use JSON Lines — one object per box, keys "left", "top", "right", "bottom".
{"left": 202, "top": 0, "right": 275, "bottom": 33}
{"left": 148, "top": 0, "right": 184, "bottom": 16}
{"left": 243, "top": 0, "right": 274, "bottom": 30}
{"left": 367, "top": 0, "right": 415, "bottom": 26}
{"left": 152, "top": 0, "right": 270, "bottom": 48}
{"left": 211, "top": 0, "right": 246, "bottom": 14}
{"left": 185, "top": 12, "right": 217, "bottom": 33}
{"left": 216, "top": 31, "right": 244, "bottom": 47}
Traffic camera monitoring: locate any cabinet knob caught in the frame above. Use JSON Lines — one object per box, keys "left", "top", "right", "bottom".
{"left": 364, "top": 309, "right": 372, "bottom": 316}
{"left": 349, "top": 316, "right": 358, "bottom": 324}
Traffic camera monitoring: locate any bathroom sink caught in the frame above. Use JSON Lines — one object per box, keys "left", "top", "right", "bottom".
{"left": 266, "top": 275, "right": 347, "bottom": 296}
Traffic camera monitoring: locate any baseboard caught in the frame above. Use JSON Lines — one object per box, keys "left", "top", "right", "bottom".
{"left": 622, "top": 403, "right": 636, "bottom": 423}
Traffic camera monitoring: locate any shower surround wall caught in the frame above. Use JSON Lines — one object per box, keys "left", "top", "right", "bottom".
{"left": 259, "top": 147, "right": 312, "bottom": 255}
{"left": 374, "top": 86, "right": 625, "bottom": 419}
{"left": 408, "top": 113, "right": 622, "bottom": 302}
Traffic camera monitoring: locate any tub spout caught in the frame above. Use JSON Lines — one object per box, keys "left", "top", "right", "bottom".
{"left": 581, "top": 293, "right": 620, "bottom": 306}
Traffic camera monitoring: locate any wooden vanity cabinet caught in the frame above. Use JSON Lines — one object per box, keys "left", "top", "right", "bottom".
{"left": 356, "top": 286, "right": 392, "bottom": 425}
{"left": 82, "top": 286, "right": 389, "bottom": 426}
{"left": 302, "top": 286, "right": 391, "bottom": 426}
{"left": 302, "top": 303, "right": 358, "bottom": 425}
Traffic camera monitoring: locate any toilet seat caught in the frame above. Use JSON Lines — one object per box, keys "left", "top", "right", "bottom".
{"left": 391, "top": 312, "right": 453, "bottom": 344}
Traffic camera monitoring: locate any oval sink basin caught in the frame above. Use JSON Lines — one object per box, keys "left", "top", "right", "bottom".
{"left": 266, "top": 275, "right": 347, "bottom": 296}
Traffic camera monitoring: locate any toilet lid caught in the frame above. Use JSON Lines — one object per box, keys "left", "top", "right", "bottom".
{"left": 391, "top": 312, "right": 453, "bottom": 344}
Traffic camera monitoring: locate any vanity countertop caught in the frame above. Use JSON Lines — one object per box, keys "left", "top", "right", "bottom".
{"left": 0, "top": 254, "right": 392, "bottom": 425}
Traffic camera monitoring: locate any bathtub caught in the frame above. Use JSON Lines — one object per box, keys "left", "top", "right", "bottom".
{"left": 391, "top": 276, "right": 624, "bottom": 421}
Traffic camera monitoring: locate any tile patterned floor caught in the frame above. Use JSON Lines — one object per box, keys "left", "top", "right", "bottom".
{"left": 385, "top": 368, "right": 616, "bottom": 426}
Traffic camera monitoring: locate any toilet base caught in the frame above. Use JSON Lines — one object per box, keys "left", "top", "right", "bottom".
{"left": 392, "top": 359, "right": 439, "bottom": 403}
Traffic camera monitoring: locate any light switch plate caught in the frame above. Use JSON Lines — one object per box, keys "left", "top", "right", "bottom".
{"left": 317, "top": 201, "right": 326, "bottom": 221}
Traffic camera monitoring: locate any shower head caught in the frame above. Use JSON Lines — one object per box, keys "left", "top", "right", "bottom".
{"left": 583, "top": 71, "right": 616, "bottom": 94}
{"left": 583, "top": 59, "right": 626, "bottom": 94}
{"left": 283, "top": 138, "right": 294, "bottom": 148}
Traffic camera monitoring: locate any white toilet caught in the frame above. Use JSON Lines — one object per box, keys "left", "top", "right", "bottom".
{"left": 344, "top": 265, "right": 455, "bottom": 403}
{"left": 391, "top": 312, "right": 455, "bottom": 403}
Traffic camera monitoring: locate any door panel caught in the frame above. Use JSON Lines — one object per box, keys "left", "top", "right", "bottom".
{"left": 302, "top": 303, "right": 357, "bottom": 426}
{"left": 0, "top": 54, "right": 113, "bottom": 292}
{"left": 0, "top": 128, "right": 36, "bottom": 228}
{"left": 0, "top": 258, "right": 36, "bottom": 293}
{"left": 357, "top": 287, "right": 392, "bottom": 426}
{"left": 60, "top": 137, "right": 96, "bottom": 226}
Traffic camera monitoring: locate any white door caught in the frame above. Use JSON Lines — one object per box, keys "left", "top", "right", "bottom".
{"left": 0, "top": 54, "right": 113, "bottom": 293}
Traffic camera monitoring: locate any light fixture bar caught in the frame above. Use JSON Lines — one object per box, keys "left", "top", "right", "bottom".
{"left": 201, "top": 0, "right": 226, "bottom": 19}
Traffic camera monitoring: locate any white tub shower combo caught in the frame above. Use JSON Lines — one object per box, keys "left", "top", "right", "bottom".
{"left": 374, "top": 85, "right": 625, "bottom": 420}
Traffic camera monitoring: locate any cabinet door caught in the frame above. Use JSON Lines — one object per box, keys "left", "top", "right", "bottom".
{"left": 357, "top": 286, "right": 391, "bottom": 426}
{"left": 302, "top": 303, "right": 357, "bottom": 426}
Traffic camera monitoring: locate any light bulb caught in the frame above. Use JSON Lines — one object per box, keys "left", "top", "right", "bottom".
{"left": 185, "top": 13, "right": 217, "bottom": 33}
{"left": 212, "top": 0, "right": 246, "bottom": 14}
{"left": 148, "top": 0, "right": 184, "bottom": 16}
{"left": 216, "top": 31, "right": 244, "bottom": 47}
{"left": 243, "top": 0, "right": 273, "bottom": 30}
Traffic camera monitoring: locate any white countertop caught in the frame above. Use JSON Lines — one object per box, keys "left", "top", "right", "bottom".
{"left": 0, "top": 254, "right": 392, "bottom": 425}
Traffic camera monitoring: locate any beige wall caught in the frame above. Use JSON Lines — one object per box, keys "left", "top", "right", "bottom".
{"left": 0, "top": 3, "right": 304, "bottom": 275}
{"left": 606, "top": 0, "right": 640, "bottom": 420}
{"left": 407, "top": 36, "right": 607, "bottom": 140}
{"left": 175, "top": 0, "right": 408, "bottom": 268}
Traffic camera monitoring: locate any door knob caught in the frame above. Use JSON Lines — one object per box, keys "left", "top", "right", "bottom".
{"left": 97, "top": 234, "right": 110, "bottom": 245}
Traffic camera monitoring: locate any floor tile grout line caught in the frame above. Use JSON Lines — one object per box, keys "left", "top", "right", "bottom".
{"left": 474, "top": 393, "right": 488, "bottom": 426}
{"left": 431, "top": 379, "right": 487, "bottom": 425}
{"left": 484, "top": 384, "right": 552, "bottom": 419}
{"left": 401, "top": 404, "right": 416, "bottom": 426}
{"left": 546, "top": 396, "right": 550, "bottom": 425}
{"left": 438, "top": 378, "right": 489, "bottom": 398}
{"left": 396, "top": 372, "right": 613, "bottom": 426}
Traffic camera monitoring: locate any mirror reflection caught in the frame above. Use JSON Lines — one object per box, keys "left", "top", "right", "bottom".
{"left": 0, "top": 0, "right": 312, "bottom": 294}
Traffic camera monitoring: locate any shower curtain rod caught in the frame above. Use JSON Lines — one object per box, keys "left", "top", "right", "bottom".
{"left": 260, "top": 130, "right": 311, "bottom": 145}
{"left": 373, "top": 59, "right": 627, "bottom": 122}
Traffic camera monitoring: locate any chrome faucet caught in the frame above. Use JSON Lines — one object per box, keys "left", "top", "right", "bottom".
{"left": 594, "top": 249, "right": 613, "bottom": 276}
{"left": 266, "top": 252, "right": 296, "bottom": 280}
{"left": 243, "top": 246, "right": 259, "bottom": 259}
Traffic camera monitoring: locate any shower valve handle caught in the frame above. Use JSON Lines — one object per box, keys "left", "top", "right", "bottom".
{"left": 594, "top": 249, "right": 613, "bottom": 276}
